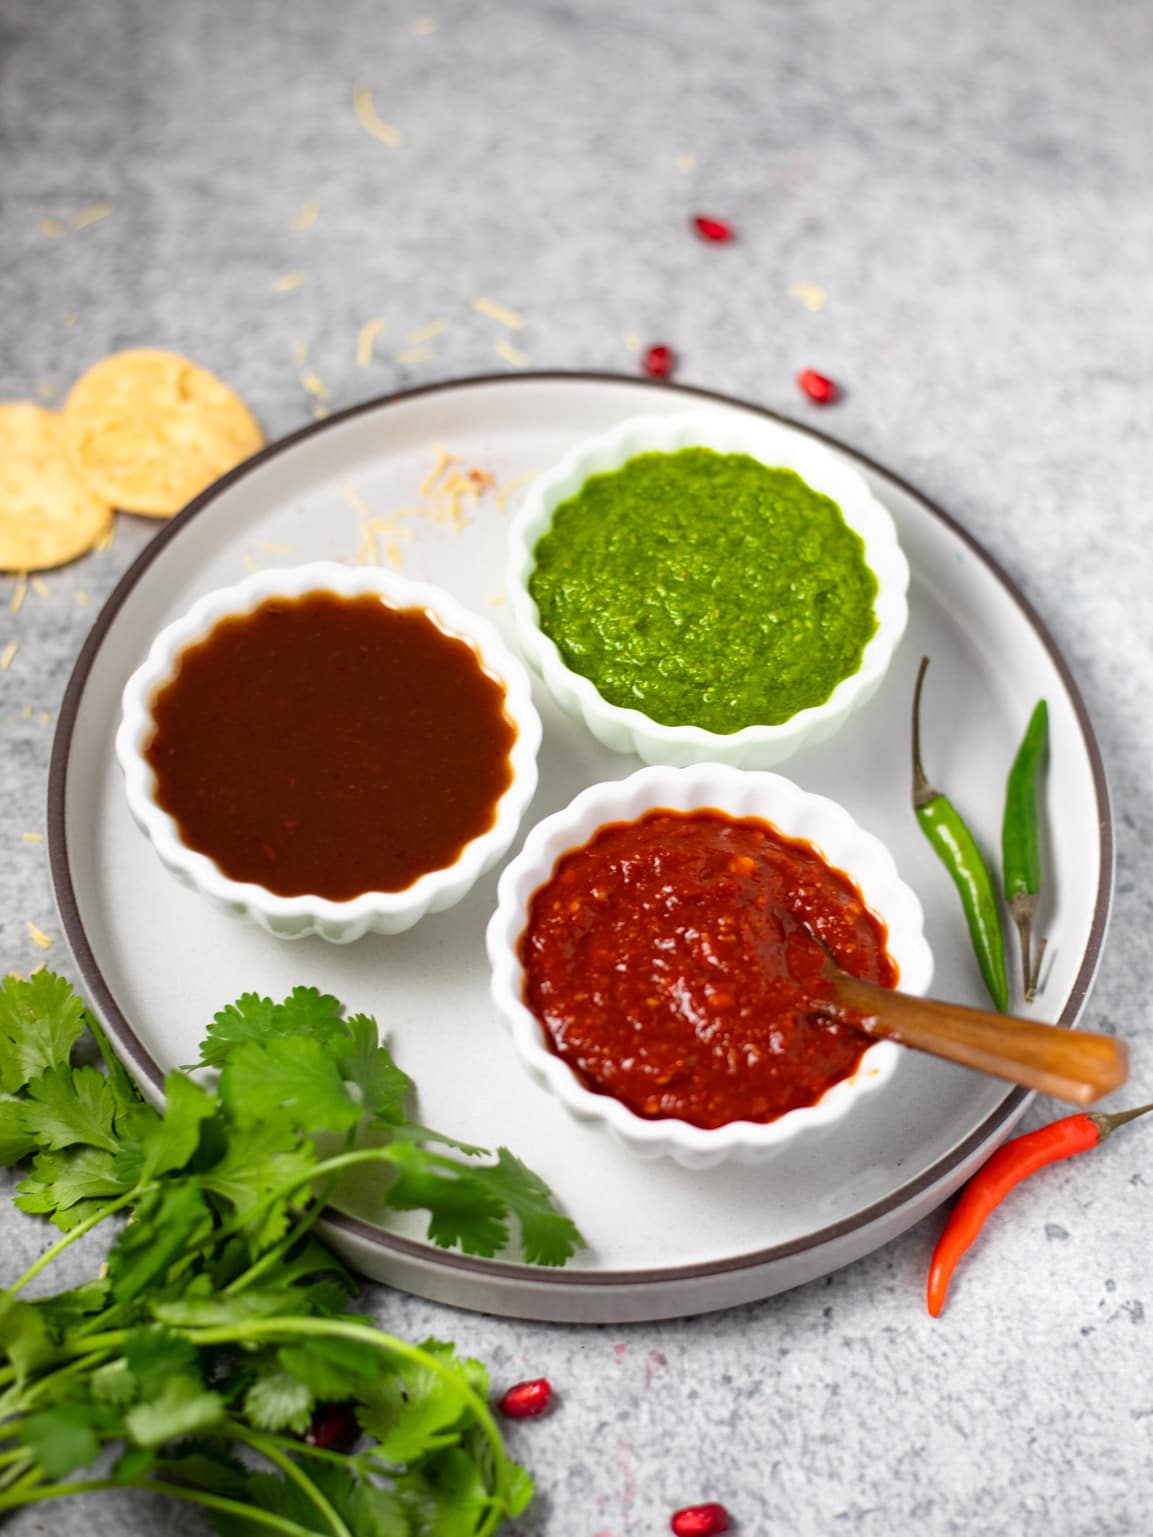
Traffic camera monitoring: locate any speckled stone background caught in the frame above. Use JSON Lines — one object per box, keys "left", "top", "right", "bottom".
{"left": 2, "top": 0, "right": 1151, "bottom": 1532}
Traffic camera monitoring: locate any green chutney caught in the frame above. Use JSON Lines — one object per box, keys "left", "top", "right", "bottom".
{"left": 528, "top": 447, "right": 878, "bottom": 733}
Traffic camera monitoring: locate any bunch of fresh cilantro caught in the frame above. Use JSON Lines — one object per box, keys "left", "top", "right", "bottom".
{"left": 0, "top": 970, "right": 584, "bottom": 1534}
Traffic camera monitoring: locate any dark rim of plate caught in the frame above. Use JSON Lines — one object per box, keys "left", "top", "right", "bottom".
{"left": 47, "top": 371, "right": 1114, "bottom": 1294}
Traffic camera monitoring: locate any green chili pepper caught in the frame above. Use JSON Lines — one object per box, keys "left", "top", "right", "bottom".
{"left": 911, "top": 657, "right": 1009, "bottom": 1014}
{"left": 1002, "top": 699, "right": 1049, "bottom": 1002}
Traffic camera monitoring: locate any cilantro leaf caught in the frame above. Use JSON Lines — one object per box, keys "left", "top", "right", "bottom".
{"left": 123, "top": 1325, "right": 198, "bottom": 1397}
{"left": 472, "top": 1148, "right": 585, "bottom": 1267}
{"left": 15, "top": 1147, "right": 129, "bottom": 1228}
{"left": 111, "top": 1445, "right": 155, "bottom": 1483}
{"left": 112, "top": 1073, "right": 214, "bottom": 1186}
{"left": 198, "top": 987, "right": 345, "bottom": 1068}
{"left": 34, "top": 1280, "right": 110, "bottom": 1336}
{"left": 0, "top": 1097, "right": 37, "bottom": 1165}
{"left": 243, "top": 1367, "right": 314, "bottom": 1434}
{"left": 349, "top": 1482, "right": 410, "bottom": 1537}
{"left": 0, "top": 1292, "right": 54, "bottom": 1385}
{"left": 337, "top": 1014, "right": 413, "bottom": 1127}
{"left": 20, "top": 1063, "right": 121, "bottom": 1154}
{"left": 18, "top": 1401, "right": 101, "bottom": 1479}
{"left": 153, "top": 1445, "right": 249, "bottom": 1500}
{"left": 398, "top": 1446, "right": 493, "bottom": 1537}
{"left": 198, "top": 992, "right": 278, "bottom": 1066}
{"left": 506, "top": 1462, "right": 535, "bottom": 1518}
{"left": 210, "top": 1469, "right": 331, "bottom": 1537}
{"left": 277, "top": 1334, "right": 381, "bottom": 1400}
{"left": 198, "top": 1119, "right": 317, "bottom": 1247}
{"left": 124, "top": 1374, "right": 226, "bottom": 1446}
{"left": 219, "top": 1037, "right": 361, "bottom": 1135}
{"left": 152, "top": 1288, "right": 304, "bottom": 1329}
{"left": 0, "top": 972, "right": 86, "bottom": 1092}
{"left": 275, "top": 986, "right": 346, "bottom": 1040}
{"left": 107, "top": 1181, "right": 213, "bottom": 1303}
{"left": 358, "top": 1339, "right": 471, "bottom": 1465}
{"left": 273, "top": 1237, "right": 355, "bottom": 1292}
{"left": 91, "top": 1358, "right": 138, "bottom": 1408}
{"left": 384, "top": 1143, "right": 509, "bottom": 1257}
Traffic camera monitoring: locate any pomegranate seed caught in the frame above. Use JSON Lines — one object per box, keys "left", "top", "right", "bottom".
{"left": 642, "top": 344, "right": 676, "bottom": 380}
{"left": 304, "top": 1402, "right": 360, "bottom": 1452}
{"left": 671, "top": 1504, "right": 731, "bottom": 1537}
{"left": 797, "top": 369, "right": 839, "bottom": 405}
{"left": 692, "top": 215, "right": 734, "bottom": 244}
{"left": 498, "top": 1377, "right": 553, "bottom": 1419}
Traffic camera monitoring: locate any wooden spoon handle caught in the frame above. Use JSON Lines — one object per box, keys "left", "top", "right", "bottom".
{"left": 826, "top": 971, "right": 1128, "bottom": 1106}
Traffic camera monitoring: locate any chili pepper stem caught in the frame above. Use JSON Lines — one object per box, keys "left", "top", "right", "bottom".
{"left": 911, "top": 656, "right": 939, "bottom": 809}
{"left": 1088, "top": 1101, "right": 1153, "bottom": 1139}
{"left": 1026, "top": 936, "right": 1048, "bottom": 1002}
{"left": 1010, "top": 892, "right": 1038, "bottom": 1000}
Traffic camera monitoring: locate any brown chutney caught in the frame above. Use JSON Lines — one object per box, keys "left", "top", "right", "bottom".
{"left": 144, "top": 591, "right": 517, "bottom": 900}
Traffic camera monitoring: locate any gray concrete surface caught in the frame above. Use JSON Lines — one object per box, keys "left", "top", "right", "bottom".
{"left": 2, "top": 0, "right": 1151, "bottom": 1532}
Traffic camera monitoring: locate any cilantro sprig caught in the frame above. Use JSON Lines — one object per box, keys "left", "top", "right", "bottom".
{"left": 0, "top": 972, "right": 584, "bottom": 1534}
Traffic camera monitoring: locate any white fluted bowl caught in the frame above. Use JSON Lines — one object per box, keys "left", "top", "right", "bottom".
{"left": 508, "top": 410, "right": 909, "bottom": 768}
{"left": 486, "top": 763, "right": 932, "bottom": 1169}
{"left": 117, "top": 562, "right": 542, "bottom": 942}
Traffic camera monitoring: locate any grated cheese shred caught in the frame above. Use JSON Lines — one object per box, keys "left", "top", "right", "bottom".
{"left": 407, "top": 319, "right": 448, "bottom": 345}
{"left": 472, "top": 297, "right": 524, "bottom": 330}
{"left": 353, "top": 84, "right": 402, "bottom": 146}
{"left": 495, "top": 339, "right": 529, "bottom": 368}
{"left": 73, "top": 203, "right": 113, "bottom": 229}
{"left": 356, "top": 318, "right": 387, "bottom": 367}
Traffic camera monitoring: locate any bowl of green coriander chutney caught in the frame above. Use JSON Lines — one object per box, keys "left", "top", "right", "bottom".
{"left": 507, "top": 410, "right": 909, "bottom": 768}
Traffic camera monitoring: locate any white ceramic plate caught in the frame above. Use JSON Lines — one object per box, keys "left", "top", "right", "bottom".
{"left": 49, "top": 373, "right": 1112, "bottom": 1324}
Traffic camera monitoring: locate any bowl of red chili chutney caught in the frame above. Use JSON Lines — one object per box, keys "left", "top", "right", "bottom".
{"left": 507, "top": 410, "right": 909, "bottom": 768}
{"left": 487, "top": 764, "right": 932, "bottom": 1168}
{"left": 118, "top": 562, "right": 541, "bottom": 942}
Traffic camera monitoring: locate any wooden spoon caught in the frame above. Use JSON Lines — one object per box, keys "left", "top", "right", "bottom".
{"left": 815, "top": 961, "right": 1128, "bottom": 1106}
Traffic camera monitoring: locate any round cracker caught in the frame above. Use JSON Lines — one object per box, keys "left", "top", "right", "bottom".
{"left": 0, "top": 403, "right": 114, "bottom": 572}
{"left": 64, "top": 349, "right": 265, "bottom": 517}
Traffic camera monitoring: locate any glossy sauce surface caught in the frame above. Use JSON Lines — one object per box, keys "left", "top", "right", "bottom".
{"left": 519, "top": 809, "right": 898, "bottom": 1128}
{"left": 145, "top": 591, "right": 516, "bottom": 899}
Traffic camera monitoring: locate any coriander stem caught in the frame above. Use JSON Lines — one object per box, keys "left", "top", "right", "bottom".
{"left": 0, "top": 1449, "right": 32, "bottom": 1480}
{"left": 0, "top": 1477, "right": 322, "bottom": 1533}
{"left": 0, "top": 1464, "right": 44, "bottom": 1501}
{"left": 42, "top": 1326, "right": 129, "bottom": 1361}
{"left": 9, "top": 1185, "right": 150, "bottom": 1296}
{"left": 212, "top": 1147, "right": 399, "bottom": 1249}
{"left": 181, "top": 1317, "right": 513, "bottom": 1533}
{"left": 243, "top": 1431, "right": 365, "bottom": 1472}
{"left": 84, "top": 1008, "right": 142, "bottom": 1110}
{"left": 225, "top": 1171, "right": 344, "bottom": 1298}
{"left": 228, "top": 1424, "right": 353, "bottom": 1537}
{"left": 8, "top": 1348, "right": 121, "bottom": 1415}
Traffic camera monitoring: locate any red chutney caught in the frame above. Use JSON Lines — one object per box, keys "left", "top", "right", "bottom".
{"left": 519, "top": 810, "right": 898, "bottom": 1129}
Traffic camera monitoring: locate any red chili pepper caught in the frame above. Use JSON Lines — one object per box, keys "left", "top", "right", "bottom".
{"left": 498, "top": 1377, "right": 553, "bottom": 1419}
{"left": 671, "top": 1503, "right": 731, "bottom": 1536}
{"left": 927, "top": 1102, "right": 1153, "bottom": 1317}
